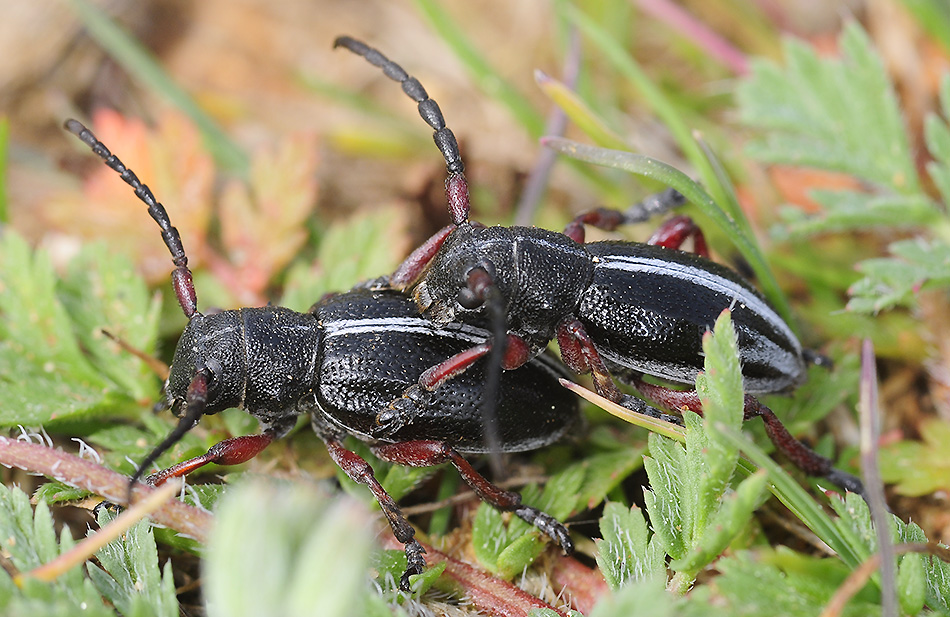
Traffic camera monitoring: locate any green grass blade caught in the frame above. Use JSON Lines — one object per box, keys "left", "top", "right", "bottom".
{"left": 535, "top": 70, "right": 630, "bottom": 150}
{"left": 411, "top": 0, "right": 545, "bottom": 138}
{"left": 66, "top": 0, "right": 248, "bottom": 175}
{"left": 709, "top": 422, "right": 866, "bottom": 569}
{"left": 563, "top": 4, "right": 726, "bottom": 203}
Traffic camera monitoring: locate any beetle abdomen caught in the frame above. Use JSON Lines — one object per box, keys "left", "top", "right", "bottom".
{"left": 583, "top": 242, "right": 805, "bottom": 393}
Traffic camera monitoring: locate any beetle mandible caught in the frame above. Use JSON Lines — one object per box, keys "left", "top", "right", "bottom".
{"left": 333, "top": 36, "right": 864, "bottom": 496}
{"left": 64, "top": 118, "right": 579, "bottom": 590}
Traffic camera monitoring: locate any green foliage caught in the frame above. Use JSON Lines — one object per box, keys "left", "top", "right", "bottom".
{"left": 698, "top": 549, "right": 880, "bottom": 617}
{"left": 90, "top": 510, "right": 178, "bottom": 617}
{"left": 849, "top": 237, "right": 950, "bottom": 313}
{"left": 0, "top": 232, "right": 160, "bottom": 426}
{"left": 738, "top": 24, "right": 918, "bottom": 194}
{"left": 0, "top": 483, "right": 176, "bottom": 617}
{"left": 636, "top": 313, "right": 769, "bottom": 590}
{"left": 472, "top": 447, "right": 643, "bottom": 579}
{"left": 737, "top": 22, "right": 950, "bottom": 313}
{"left": 595, "top": 502, "right": 665, "bottom": 590}
{"left": 832, "top": 493, "right": 950, "bottom": 614}
{"left": 879, "top": 418, "right": 950, "bottom": 496}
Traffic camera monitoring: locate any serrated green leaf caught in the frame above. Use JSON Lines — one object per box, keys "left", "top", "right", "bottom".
{"left": 848, "top": 238, "right": 950, "bottom": 312}
{"left": 780, "top": 190, "right": 941, "bottom": 236}
{"left": 669, "top": 471, "right": 768, "bottom": 576}
{"left": 89, "top": 510, "right": 178, "bottom": 617}
{"left": 642, "top": 433, "right": 687, "bottom": 560}
{"left": 595, "top": 502, "right": 666, "bottom": 590}
{"left": 738, "top": 23, "right": 917, "bottom": 194}
{"left": 0, "top": 484, "right": 112, "bottom": 616}
{"left": 0, "top": 232, "right": 160, "bottom": 427}
{"left": 696, "top": 311, "right": 744, "bottom": 529}
{"left": 471, "top": 500, "right": 508, "bottom": 573}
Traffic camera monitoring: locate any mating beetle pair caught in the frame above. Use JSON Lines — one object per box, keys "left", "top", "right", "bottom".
{"left": 65, "top": 119, "right": 578, "bottom": 590}
{"left": 65, "top": 35, "right": 861, "bottom": 590}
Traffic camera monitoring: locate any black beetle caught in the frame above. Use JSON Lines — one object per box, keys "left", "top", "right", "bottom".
{"left": 65, "top": 119, "right": 578, "bottom": 590}
{"left": 333, "top": 37, "right": 863, "bottom": 496}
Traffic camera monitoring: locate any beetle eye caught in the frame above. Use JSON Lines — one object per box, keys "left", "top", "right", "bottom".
{"left": 457, "top": 288, "right": 483, "bottom": 309}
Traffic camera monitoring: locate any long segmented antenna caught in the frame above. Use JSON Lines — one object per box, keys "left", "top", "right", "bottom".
{"left": 65, "top": 118, "right": 209, "bottom": 501}
{"left": 63, "top": 119, "right": 199, "bottom": 319}
{"left": 333, "top": 36, "right": 471, "bottom": 225}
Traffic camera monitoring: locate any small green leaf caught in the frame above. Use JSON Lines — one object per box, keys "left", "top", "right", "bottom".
{"left": 0, "top": 483, "right": 113, "bottom": 615}
{"left": 848, "top": 238, "right": 950, "bottom": 312}
{"left": 595, "top": 502, "right": 666, "bottom": 590}
{"left": 496, "top": 534, "right": 547, "bottom": 580}
{"left": 642, "top": 431, "right": 688, "bottom": 560}
{"left": 879, "top": 418, "right": 950, "bottom": 496}
{"left": 90, "top": 509, "right": 178, "bottom": 617}
{"left": 897, "top": 552, "right": 927, "bottom": 616}
{"left": 669, "top": 471, "right": 768, "bottom": 576}
{"left": 696, "top": 311, "right": 744, "bottom": 527}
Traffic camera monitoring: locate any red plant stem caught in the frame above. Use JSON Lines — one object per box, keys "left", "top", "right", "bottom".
{"left": 0, "top": 438, "right": 213, "bottom": 542}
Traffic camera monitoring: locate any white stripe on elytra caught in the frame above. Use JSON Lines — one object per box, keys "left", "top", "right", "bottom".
{"left": 323, "top": 316, "right": 489, "bottom": 344}
{"left": 597, "top": 253, "right": 800, "bottom": 352}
